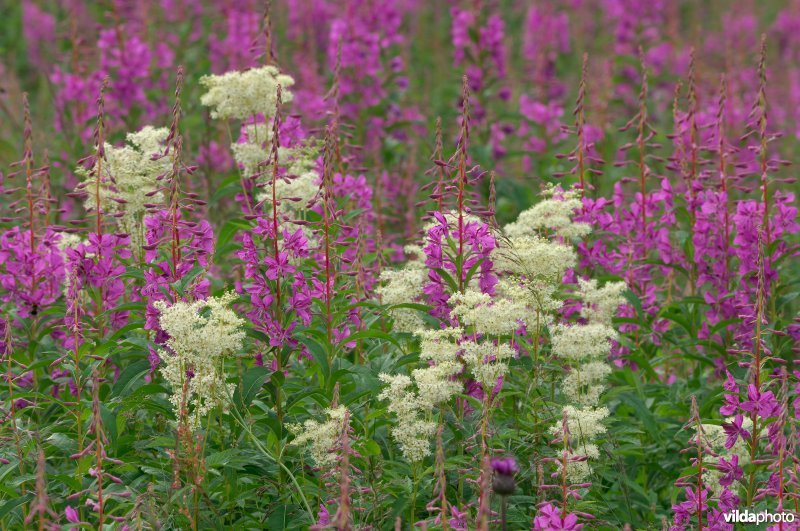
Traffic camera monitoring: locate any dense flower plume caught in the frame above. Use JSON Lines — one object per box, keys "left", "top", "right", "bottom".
{"left": 1, "top": 1, "right": 799, "bottom": 529}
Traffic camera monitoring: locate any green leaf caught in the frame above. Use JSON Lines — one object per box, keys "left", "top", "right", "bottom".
{"left": 215, "top": 218, "right": 252, "bottom": 255}
{"left": 342, "top": 328, "right": 402, "bottom": 348}
{"left": 206, "top": 448, "right": 248, "bottom": 469}
{"left": 0, "top": 494, "right": 32, "bottom": 522}
{"left": 235, "top": 366, "right": 271, "bottom": 407}
{"left": 111, "top": 359, "right": 150, "bottom": 398}
{"left": 299, "top": 337, "right": 330, "bottom": 384}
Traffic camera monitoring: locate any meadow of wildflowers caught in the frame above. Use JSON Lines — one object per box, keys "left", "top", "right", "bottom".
{"left": 1, "top": 0, "right": 799, "bottom": 529}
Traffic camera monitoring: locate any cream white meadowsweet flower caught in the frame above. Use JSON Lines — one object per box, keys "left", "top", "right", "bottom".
{"left": 551, "top": 322, "right": 617, "bottom": 363}
{"left": 577, "top": 277, "right": 627, "bottom": 325}
{"left": 229, "top": 121, "right": 321, "bottom": 219}
{"left": 377, "top": 327, "right": 466, "bottom": 461}
{"left": 157, "top": 292, "right": 245, "bottom": 428}
{"left": 561, "top": 361, "right": 612, "bottom": 406}
{"left": 495, "top": 277, "right": 561, "bottom": 318}
{"left": 495, "top": 234, "right": 576, "bottom": 281}
{"left": 550, "top": 406, "right": 609, "bottom": 481}
{"left": 449, "top": 290, "right": 527, "bottom": 336}
{"left": 378, "top": 373, "right": 439, "bottom": 462}
{"left": 289, "top": 406, "right": 349, "bottom": 468}
{"left": 415, "top": 327, "right": 463, "bottom": 364}
{"left": 76, "top": 126, "right": 170, "bottom": 251}
{"left": 558, "top": 445, "right": 600, "bottom": 483}
{"left": 504, "top": 184, "right": 590, "bottom": 240}
{"left": 377, "top": 247, "right": 427, "bottom": 333}
{"left": 200, "top": 66, "right": 295, "bottom": 120}
{"left": 461, "top": 340, "right": 514, "bottom": 389}
{"left": 550, "top": 406, "right": 609, "bottom": 441}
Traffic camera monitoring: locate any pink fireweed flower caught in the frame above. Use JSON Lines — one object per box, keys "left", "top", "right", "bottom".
{"left": 739, "top": 385, "right": 780, "bottom": 418}
{"left": 64, "top": 233, "right": 131, "bottom": 331}
{"left": 716, "top": 455, "right": 743, "bottom": 487}
{"left": 422, "top": 212, "right": 497, "bottom": 319}
{"left": 722, "top": 414, "right": 752, "bottom": 449}
{"left": 671, "top": 487, "right": 709, "bottom": 528}
{"left": 533, "top": 503, "right": 584, "bottom": 531}
{"left": 0, "top": 228, "right": 67, "bottom": 319}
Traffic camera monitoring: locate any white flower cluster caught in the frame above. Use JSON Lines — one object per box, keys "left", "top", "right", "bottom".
{"left": 577, "top": 277, "right": 627, "bottom": 325}
{"left": 202, "top": 67, "right": 320, "bottom": 218}
{"left": 449, "top": 290, "right": 526, "bottom": 336}
{"left": 550, "top": 323, "right": 618, "bottom": 363}
{"left": 494, "top": 195, "right": 580, "bottom": 330}
{"left": 256, "top": 143, "right": 321, "bottom": 211}
{"left": 377, "top": 374, "right": 438, "bottom": 463}
{"left": 289, "top": 406, "right": 349, "bottom": 468}
{"left": 461, "top": 340, "right": 514, "bottom": 389}
{"left": 550, "top": 396, "right": 612, "bottom": 482}
{"left": 378, "top": 328, "right": 464, "bottom": 462}
{"left": 551, "top": 405, "right": 609, "bottom": 440}
{"left": 497, "top": 185, "right": 625, "bottom": 482}
{"left": 495, "top": 277, "right": 561, "bottom": 319}
{"left": 377, "top": 185, "right": 623, "bottom": 472}
{"left": 560, "top": 361, "right": 611, "bottom": 407}
{"left": 495, "top": 234, "right": 576, "bottom": 283}
{"left": 504, "top": 184, "right": 590, "bottom": 241}
{"left": 378, "top": 212, "right": 490, "bottom": 333}
{"left": 231, "top": 135, "right": 321, "bottom": 212}
{"left": 549, "top": 405, "right": 609, "bottom": 483}
{"left": 377, "top": 244, "right": 428, "bottom": 333}
{"left": 200, "top": 66, "right": 295, "bottom": 120}
{"left": 76, "top": 126, "right": 170, "bottom": 250}
{"left": 549, "top": 277, "right": 625, "bottom": 481}
{"left": 156, "top": 293, "right": 245, "bottom": 428}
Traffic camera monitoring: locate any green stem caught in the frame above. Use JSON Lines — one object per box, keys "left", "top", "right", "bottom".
{"left": 410, "top": 462, "right": 418, "bottom": 526}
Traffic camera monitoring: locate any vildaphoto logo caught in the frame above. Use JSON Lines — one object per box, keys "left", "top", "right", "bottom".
{"left": 722, "top": 509, "right": 796, "bottom": 524}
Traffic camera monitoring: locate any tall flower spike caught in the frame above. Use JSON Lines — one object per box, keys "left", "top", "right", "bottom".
{"left": 166, "top": 65, "right": 184, "bottom": 236}
{"left": 260, "top": 0, "right": 276, "bottom": 66}
{"left": 68, "top": 370, "right": 129, "bottom": 527}
{"left": 319, "top": 122, "right": 344, "bottom": 346}
{"left": 427, "top": 423, "right": 449, "bottom": 529}
{"left": 673, "top": 396, "right": 712, "bottom": 528}
{"left": 23, "top": 448, "right": 56, "bottom": 529}
{"left": 332, "top": 410, "right": 353, "bottom": 531}
{"left": 555, "top": 53, "right": 604, "bottom": 196}
{"left": 687, "top": 50, "right": 701, "bottom": 274}
{"left": 5, "top": 94, "right": 55, "bottom": 241}
{"left": 755, "top": 35, "right": 771, "bottom": 246}
{"left": 716, "top": 74, "right": 733, "bottom": 291}
{"left": 418, "top": 117, "right": 449, "bottom": 215}
{"left": 575, "top": 53, "right": 590, "bottom": 195}
{"left": 457, "top": 74, "right": 471, "bottom": 234}
{"left": 92, "top": 77, "right": 109, "bottom": 236}
{"left": 2, "top": 94, "right": 67, "bottom": 319}
{"left": 142, "top": 65, "right": 214, "bottom": 346}
{"left": 536, "top": 410, "right": 593, "bottom": 530}
{"left": 617, "top": 48, "right": 658, "bottom": 229}
{"left": 22, "top": 93, "right": 36, "bottom": 250}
